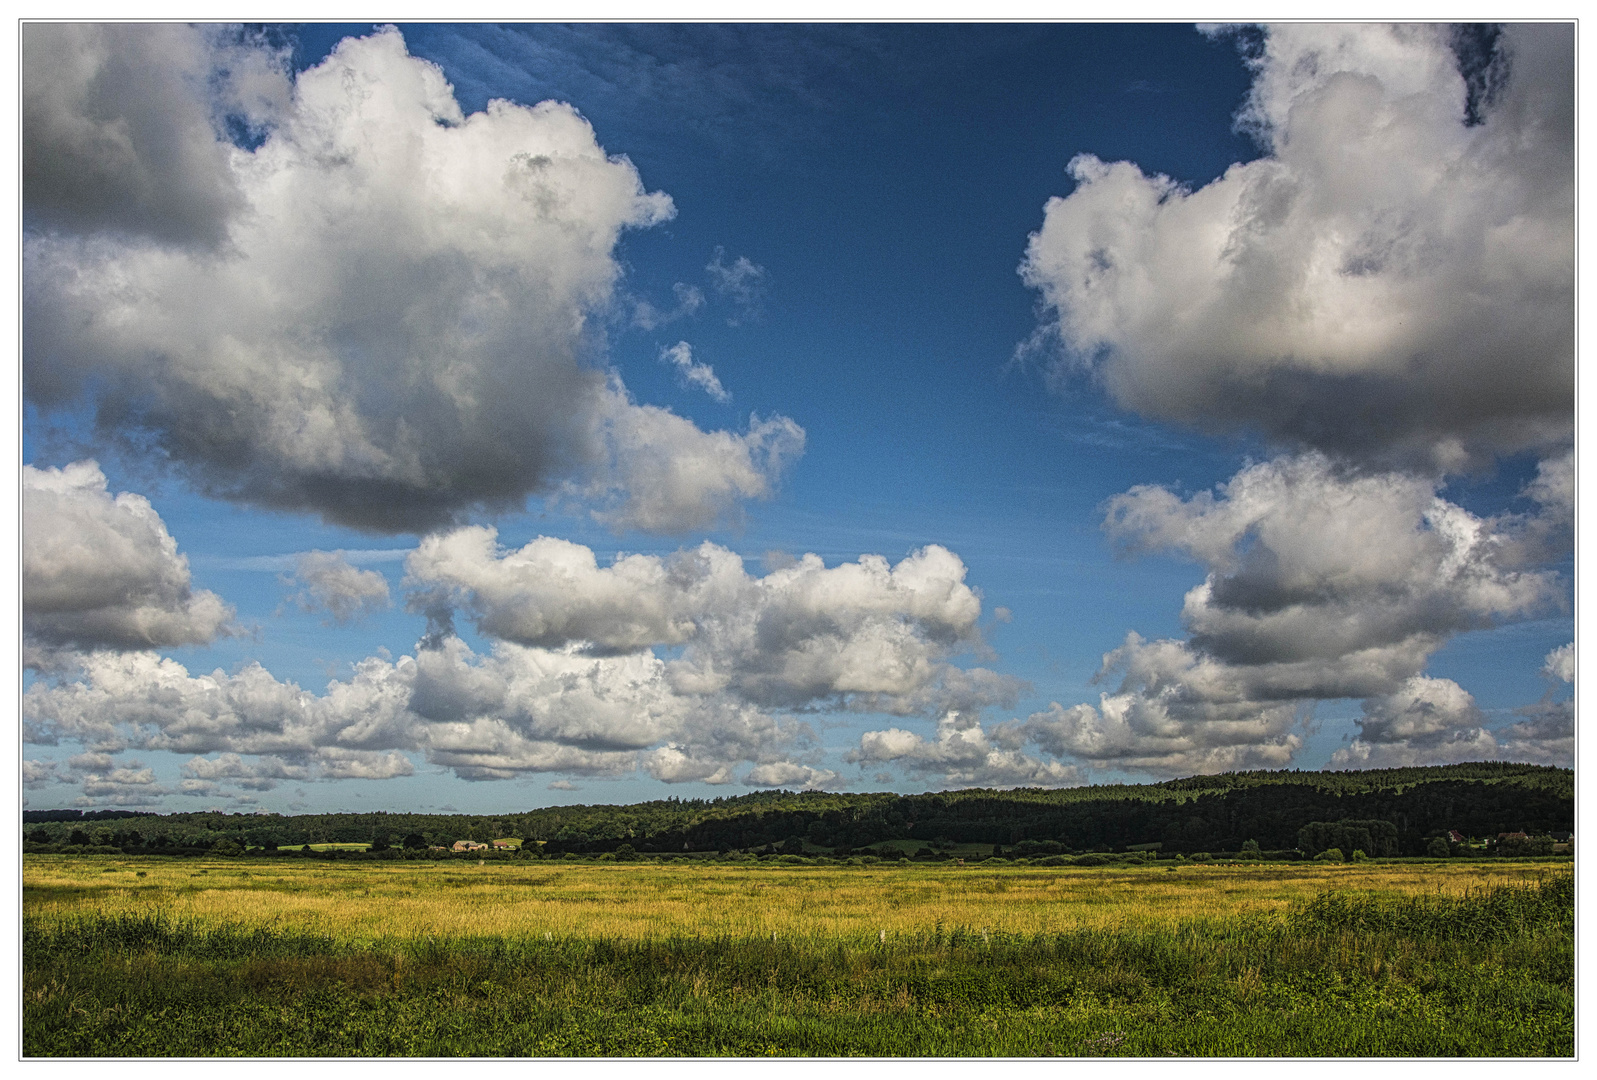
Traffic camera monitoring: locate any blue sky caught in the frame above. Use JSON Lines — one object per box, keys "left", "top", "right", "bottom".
{"left": 19, "top": 22, "right": 1574, "bottom": 814}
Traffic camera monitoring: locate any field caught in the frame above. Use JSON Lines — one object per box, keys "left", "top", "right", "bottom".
{"left": 23, "top": 855, "right": 1574, "bottom": 1057}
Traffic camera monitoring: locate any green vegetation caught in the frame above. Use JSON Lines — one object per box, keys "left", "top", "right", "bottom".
{"left": 21, "top": 762, "right": 1575, "bottom": 860}
{"left": 22, "top": 856, "right": 1572, "bottom": 1057}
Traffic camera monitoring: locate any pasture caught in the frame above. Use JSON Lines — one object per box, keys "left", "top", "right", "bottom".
{"left": 23, "top": 855, "right": 1574, "bottom": 1057}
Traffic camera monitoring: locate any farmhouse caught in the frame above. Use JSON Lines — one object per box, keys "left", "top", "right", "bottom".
{"left": 452, "top": 840, "right": 489, "bottom": 852}
{"left": 492, "top": 840, "right": 516, "bottom": 850}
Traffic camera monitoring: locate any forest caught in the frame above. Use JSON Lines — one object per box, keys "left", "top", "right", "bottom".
{"left": 23, "top": 762, "right": 1572, "bottom": 859}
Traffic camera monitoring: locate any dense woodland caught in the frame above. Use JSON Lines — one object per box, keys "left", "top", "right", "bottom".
{"left": 23, "top": 762, "right": 1572, "bottom": 859}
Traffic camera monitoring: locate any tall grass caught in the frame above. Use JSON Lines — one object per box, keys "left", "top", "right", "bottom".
{"left": 22, "top": 858, "right": 1573, "bottom": 1057}
{"left": 22, "top": 854, "right": 1564, "bottom": 942}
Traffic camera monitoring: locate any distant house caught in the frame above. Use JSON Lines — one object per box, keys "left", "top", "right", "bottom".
{"left": 452, "top": 840, "right": 489, "bottom": 852}
{"left": 1498, "top": 831, "right": 1529, "bottom": 841}
{"left": 492, "top": 840, "right": 516, "bottom": 850}
{"left": 1447, "top": 830, "right": 1466, "bottom": 845}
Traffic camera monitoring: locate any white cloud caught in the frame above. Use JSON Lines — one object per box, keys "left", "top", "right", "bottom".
{"left": 68, "top": 755, "right": 171, "bottom": 807}
{"left": 23, "top": 460, "right": 236, "bottom": 652}
{"left": 284, "top": 551, "right": 391, "bottom": 626}
{"left": 182, "top": 752, "right": 309, "bottom": 791}
{"left": 23, "top": 760, "right": 57, "bottom": 789}
{"left": 852, "top": 714, "right": 1083, "bottom": 788}
{"left": 1329, "top": 676, "right": 1499, "bottom": 768}
{"left": 1542, "top": 641, "right": 1575, "bottom": 683}
{"left": 408, "top": 528, "right": 1017, "bottom": 715}
{"left": 992, "top": 452, "right": 1568, "bottom": 778}
{"left": 660, "top": 341, "right": 731, "bottom": 403}
{"left": 316, "top": 749, "right": 416, "bottom": 780}
{"left": 23, "top": 636, "right": 798, "bottom": 788}
{"left": 744, "top": 761, "right": 840, "bottom": 790}
{"left": 24, "top": 26, "right": 801, "bottom": 534}
{"left": 1103, "top": 454, "right": 1561, "bottom": 682}
{"left": 643, "top": 745, "right": 736, "bottom": 785}
{"left": 25, "top": 529, "right": 1019, "bottom": 788}
{"left": 1001, "top": 656, "right": 1305, "bottom": 778}
{"left": 586, "top": 387, "right": 804, "bottom": 533}
{"left": 1020, "top": 23, "right": 1572, "bottom": 472}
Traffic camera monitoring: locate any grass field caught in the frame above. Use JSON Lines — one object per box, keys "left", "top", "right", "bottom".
{"left": 23, "top": 855, "right": 1573, "bottom": 1057}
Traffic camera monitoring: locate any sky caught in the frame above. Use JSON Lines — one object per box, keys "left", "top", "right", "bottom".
{"left": 16, "top": 21, "right": 1577, "bottom": 815}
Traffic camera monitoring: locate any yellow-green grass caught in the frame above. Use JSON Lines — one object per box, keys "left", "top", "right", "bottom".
{"left": 22, "top": 854, "right": 1564, "bottom": 945}
{"left": 23, "top": 857, "right": 1572, "bottom": 1056}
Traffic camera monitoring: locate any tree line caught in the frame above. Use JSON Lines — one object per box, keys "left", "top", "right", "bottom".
{"left": 22, "top": 761, "right": 1572, "bottom": 858}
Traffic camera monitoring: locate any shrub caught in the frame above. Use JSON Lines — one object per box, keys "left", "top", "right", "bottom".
{"left": 1189, "top": 852, "right": 1212, "bottom": 863}
{"left": 1314, "top": 848, "right": 1344, "bottom": 863}
{"left": 1426, "top": 836, "right": 1451, "bottom": 858}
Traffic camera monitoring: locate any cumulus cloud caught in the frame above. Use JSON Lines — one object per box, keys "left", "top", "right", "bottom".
{"left": 1103, "top": 454, "right": 1561, "bottom": 683}
{"left": 24, "top": 26, "right": 801, "bottom": 534}
{"left": 991, "top": 452, "right": 1568, "bottom": 778}
{"left": 24, "top": 531, "right": 1020, "bottom": 789}
{"left": 62, "top": 754, "right": 170, "bottom": 807}
{"left": 1542, "top": 641, "right": 1575, "bottom": 683}
{"left": 1020, "top": 23, "right": 1572, "bottom": 472}
{"left": 585, "top": 388, "right": 804, "bottom": 533}
{"left": 1328, "top": 676, "right": 1498, "bottom": 769}
{"left": 408, "top": 527, "right": 1018, "bottom": 715}
{"left": 284, "top": 551, "right": 392, "bottom": 626}
{"left": 660, "top": 341, "right": 731, "bottom": 402}
{"left": 23, "top": 760, "right": 58, "bottom": 789}
{"left": 997, "top": 646, "right": 1306, "bottom": 778}
{"left": 24, "top": 460, "right": 236, "bottom": 652}
{"left": 182, "top": 752, "right": 309, "bottom": 791}
{"left": 744, "top": 761, "right": 840, "bottom": 790}
{"left": 23, "top": 637, "right": 799, "bottom": 788}
{"left": 852, "top": 713, "right": 1083, "bottom": 788}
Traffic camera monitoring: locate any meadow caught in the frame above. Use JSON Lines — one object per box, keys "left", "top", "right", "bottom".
{"left": 23, "top": 855, "right": 1574, "bottom": 1057}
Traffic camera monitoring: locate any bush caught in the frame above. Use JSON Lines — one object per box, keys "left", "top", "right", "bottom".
{"left": 1496, "top": 834, "right": 1555, "bottom": 857}
{"left": 1239, "top": 839, "right": 1261, "bottom": 859}
{"left": 1189, "top": 852, "right": 1212, "bottom": 863}
{"left": 1314, "top": 848, "right": 1344, "bottom": 863}
{"left": 1426, "top": 836, "right": 1451, "bottom": 858}
{"left": 1351, "top": 849, "right": 1369, "bottom": 862}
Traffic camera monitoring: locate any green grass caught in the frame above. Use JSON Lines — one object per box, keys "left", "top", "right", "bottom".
{"left": 22, "top": 872, "right": 1572, "bottom": 1057}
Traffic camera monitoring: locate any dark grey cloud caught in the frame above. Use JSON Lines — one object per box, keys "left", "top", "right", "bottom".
{"left": 22, "top": 23, "right": 290, "bottom": 248}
